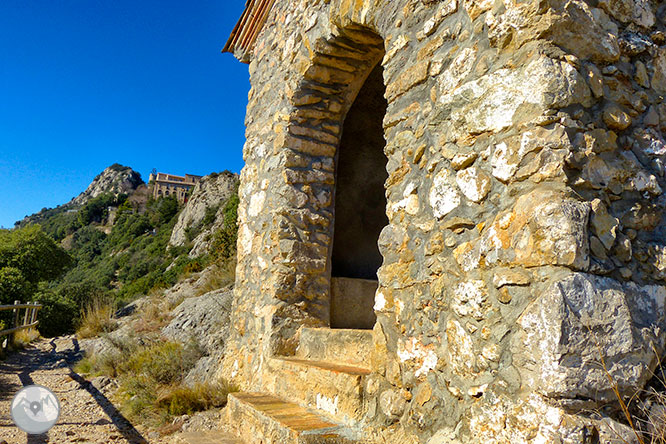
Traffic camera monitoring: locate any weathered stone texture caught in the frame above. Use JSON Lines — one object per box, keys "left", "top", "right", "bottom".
{"left": 169, "top": 172, "right": 239, "bottom": 256}
{"left": 221, "top": 0, "right": 666, "bottom": 442}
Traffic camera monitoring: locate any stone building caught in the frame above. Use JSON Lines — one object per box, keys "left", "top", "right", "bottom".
{"left": 148, "top": 172, "right": 202, "bottom": 203}
{"left": 218, "top": 0, "right": 666, "bottom": 443}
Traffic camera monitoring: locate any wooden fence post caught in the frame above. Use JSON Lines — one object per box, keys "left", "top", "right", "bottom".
{"left": 30, "top": 302, "right": 37, "bottom": 324}
{"left": 22, "top": 305, "right": 30, "bottom": 328}
{"left": 11, "top": 300, "right": 20, "bottom": 346}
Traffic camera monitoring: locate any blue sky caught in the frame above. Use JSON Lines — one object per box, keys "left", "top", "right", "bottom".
{"left": 0, "top": 1, "right": 250, "bottom": 228}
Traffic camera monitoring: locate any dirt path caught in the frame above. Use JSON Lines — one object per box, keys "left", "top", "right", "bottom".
{"left": 0, "top": 336, "right": 156, "bottom": 444}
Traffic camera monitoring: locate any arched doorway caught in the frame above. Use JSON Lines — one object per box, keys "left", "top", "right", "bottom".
{"left": 330, "top": 61, "right": 388, "bottom": 329}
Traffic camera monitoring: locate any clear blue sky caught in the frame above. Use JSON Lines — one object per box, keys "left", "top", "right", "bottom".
{"left": 0, "top": 1, "right": 250, "bottom": 228}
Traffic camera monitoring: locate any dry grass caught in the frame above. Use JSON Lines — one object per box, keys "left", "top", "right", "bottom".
{"left": 130, "top": 288, "right": 176, "bottom": 334}
{"left": 599, "top": 341, "right": 666, "bottom": 444}
{"left": 196, "top": 260, "right": 236, "bottom": 296}
{"left": 134, "top": 298, "right": 171, "bottom": 334}
{"left": 12, "top": 328, "right": 40, "bottom": 349}
{"left": 77, "top": 297, "right": 118, "bottom": 339}
{"left": 76, "top": 337, "right": 235, "bottom": 432}
{"left": 155, "top": 381, "right": 235, "bottom": 416}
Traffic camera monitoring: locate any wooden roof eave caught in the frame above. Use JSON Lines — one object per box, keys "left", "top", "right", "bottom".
{"left": 223, "top": 0, "right": 277, "bottom": 64}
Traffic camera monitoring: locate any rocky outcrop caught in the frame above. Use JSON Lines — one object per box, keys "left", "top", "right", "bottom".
{"left": 70, "top": 164, "right": 143, "bottom": 207}
{"left": 169, "top": 172, "right": 239, "bottom": 256}
{"left": 80, "top": 265, "right": 234, "bottom": 392}
{"left": 162, "top": 288, "right": 233, "bottom": 386}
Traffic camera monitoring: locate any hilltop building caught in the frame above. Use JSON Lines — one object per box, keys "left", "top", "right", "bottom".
{"left": 148, "top": 172, "right": 202, "bottom": 203}
{"left": 217, "top": 1, "right": 666, "bottom": 443}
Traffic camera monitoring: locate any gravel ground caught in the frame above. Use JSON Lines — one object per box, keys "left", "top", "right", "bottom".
{"left": 0, "top": 336, "right": 178, "bottom": 444}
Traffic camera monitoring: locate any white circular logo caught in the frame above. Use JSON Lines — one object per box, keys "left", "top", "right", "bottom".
{"left": 10, "top": 385, "right": 60, "bottom": 434}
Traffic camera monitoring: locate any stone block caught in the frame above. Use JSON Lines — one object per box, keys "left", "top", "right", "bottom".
{"left": 296, "top": 327, "right": 374, "bottom": 368}
{"left": 479, "top": 188, "right": 590, "bottom": 270}
{"left": 226, "top": 392, "right": 354, "bottom": 444}
{"left": 265, "top": 357, "right": 371, "bottom": 424}
{"left": 517, "top": 272, "right": 666, "bottom": 401}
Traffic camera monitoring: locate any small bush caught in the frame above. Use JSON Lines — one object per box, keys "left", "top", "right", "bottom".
{"left": 197, "top": 261, "right": 235, "bottom": 295}
{"left": 210, "top": 194, "right": 239, "bottom": 262}
{"left": 77, "top": 296, "right": 117, "bottom": 339}
{"left": 35, "top": 289, "right": 79, "bottom": 337}
{"left": 156, "top": 381, "right": 236, "bottom": 416}
{"left": 13, "top": 328, "right": 40, "bottom": 349}
{"left": 125, "top": 341, "right": 201, "bottom": 385}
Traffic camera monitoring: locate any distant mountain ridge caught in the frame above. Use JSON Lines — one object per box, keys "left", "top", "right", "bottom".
{"left": 18, "top": 164, "right": 143, "bottom": 228}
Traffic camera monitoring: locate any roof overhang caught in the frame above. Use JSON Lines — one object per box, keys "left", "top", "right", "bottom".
{"left": 223, "top": 0, "right": 277, "bottom": 63}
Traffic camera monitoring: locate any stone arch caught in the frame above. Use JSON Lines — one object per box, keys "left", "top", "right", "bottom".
{"left": 274, "top": 24, "right": 388, "bottom": 334}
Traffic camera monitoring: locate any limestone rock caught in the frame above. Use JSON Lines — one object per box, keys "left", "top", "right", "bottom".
{"left": 491, "top": 142, "right": 519, "bottom": 183}
{"left": 379, "top": 389, "right": 406, "bottom": 420}
{"left": 517, "top": 273, "right": 666, "bottom": 401}
{"left": 455, "top": 167, "right": 491, "bottom": 203}
{"left": 603, "top": 104, "right": 632, "bottom": 130}
{"left": 492, "top": 268, "right": 531, "bottom": 288}
{"left": 584, "top": 63, "right": 604, "bottom": 98}
{"left": 169, "top": 172, "right": 239, "bottom": 254}
{"left": 598, "top": 0, "right": 655, "bottom": 28}
{"left": 468, "top": 392, "right": 640, "bottom": 444}
{"left": 548, "top": 1, "right": 620, "bottom": 63}
{"left": 162, "top": 288, "right": 233, "bottom": 356}
{"left": 653, "top": 49, "right": 666, "bottom": 95}
{"left": 479, "top": 189, "right": 590, "bottom": 270}
{"left": 450, "top": 151, "right": 477, "bottom": 170}
{"left": 430, "top": 169, "right": 461, "bottom": 219}
{"left": 437, "top": 56, "right": 591, "bottom": 140}
{"left": 590, "top": 199, "right": 619, "bottom": 250}
{"left": 583, "top": 129, "right": 617, "bottom": 153}
{"left": 446, "top": 319, "right": 476, "bottom": 376}
{"left": 492, "top": 125, "right": 571, "bottom": 183}
{"left": 452, "top": 280, "right": 487, "bottom": 320}
{"left": 69, "top": 164, "right": 143, "bottom": 207}
{"left": 579, "top": 150, "right": 662, "bottom": 195}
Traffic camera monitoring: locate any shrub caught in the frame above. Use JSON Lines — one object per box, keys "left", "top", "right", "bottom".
{"left": 124, "top": 341, "right": 201, "bottom": 385}
{"left": 157, "top": 197, "right": 179, "bottom": 225}
{"left": 108, "top": 163, "right": 131, "bottom": 172}
{"left": 77, "top": 296, "right": 117, "bottom": 339}
{"left": 211, "top": 194, "right": 239, "bottom": 262}
{"left": 13, "top": 328, "right": 40, "bottom": 349}
{"left": 202, "top": 204, "right": 220, "bottom": 227}
{"left": 76, "top": 338, "right": 224, "bottom": 429}
{"left": 0, "top": 267, "right": 28, "bottom": 305}
{"left": 156, "top": 381, "right": 235, "bottom": 416}
{"left": 34, "top": 289, "right": 79, "bottom": 337}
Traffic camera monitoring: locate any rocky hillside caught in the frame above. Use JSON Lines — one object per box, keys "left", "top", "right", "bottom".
{"left": 12, "top": 163, "right": 239, "bottom": 338}
{"left": 17, "top": 164, "right": 144, "bottom": 229}
{"left": 70, "top": 163, "right": 144, "bottom": 207}
{"left": 169, "top": 171, "right": 239, "bottom": 256}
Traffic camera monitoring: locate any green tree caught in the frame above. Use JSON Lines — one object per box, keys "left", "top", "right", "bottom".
{"left": 0, "top": 267, "right": 28, "bottom": 305}
{"left": 157, "top": 196, "right": 179, "bottom": 224}
{"left": 211, "top": 194, "right": 239, "bottom": 261}
{"left": 0, "top": 225, "right": 72, "bottom": 289}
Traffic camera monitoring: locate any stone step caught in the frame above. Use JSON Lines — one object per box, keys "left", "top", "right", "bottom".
{"left": 175, "top": 430, "right": 244, "bottom": 444}
{"left": 226, "top": 392, "right": 356, "bottom": 444}
{"left": 296, "top": 327, "right": 374, "bottom": 368}
{"left": 265, "top": 357, "right": 371, "bottom": 424}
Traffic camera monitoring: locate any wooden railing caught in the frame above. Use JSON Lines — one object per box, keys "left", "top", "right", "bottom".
{"left": 0, "top": 300, "right": 42, "bottom": 350}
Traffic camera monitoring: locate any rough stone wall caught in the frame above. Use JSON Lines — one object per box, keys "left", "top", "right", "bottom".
{"left": 223, "top": 0, "right": 666, "bottom": 442}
